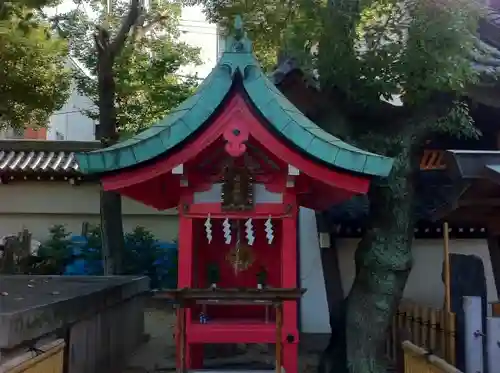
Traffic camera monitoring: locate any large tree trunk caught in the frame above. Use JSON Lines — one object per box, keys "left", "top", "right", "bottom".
{"left": 100, "top": 189, "right": 125, "bottom": 274}
{"left": 346, "top": 148, "right": 417, "bottom": 373}
{"left": 93, "top": 1, "right": 140, "bottom": 275}
{"left": 320, "top": 144, "right": 418, "bottom": 373}
{"left": 96, "top": 32, "right": 125, "bottom": 275}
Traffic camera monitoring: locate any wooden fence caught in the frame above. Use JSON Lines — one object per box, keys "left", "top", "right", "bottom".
{"left": 402, "top": 341, "right": 461, "bottom": 373}
{"left": 0, "top": 339, "right": 65, "bottom": 373}
{"left": 386, "top": 301, "right": 456, "bottom": 366}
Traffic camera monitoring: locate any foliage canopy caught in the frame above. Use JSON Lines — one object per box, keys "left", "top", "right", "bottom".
{"left": 194, "top": 0, "right": 481, "bottom": 144}
{"left": 0, "top": 0, "right": 70, "bottom": 130}
{"left": 56, "top": 0, "right": 201, "bottom": 136}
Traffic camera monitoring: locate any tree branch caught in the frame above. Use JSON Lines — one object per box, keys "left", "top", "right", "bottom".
{"left": 94, "top": 26, "right": 110, "bottom": 53}
{"left": 109, "top": 0, "right": 141, "bottom": 57}
{"left": 142, "top": 13, "right": 170, "bottom": 32}
{"left": 394, "top": 92, "right": 456, "bottom": 140}
{"left": 133, "top": 12, "right": 171, "bottom": 40}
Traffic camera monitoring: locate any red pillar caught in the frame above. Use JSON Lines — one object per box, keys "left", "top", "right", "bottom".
{"left": 177, "top": 214, "right": 193, "bottom": 289}
{"left": 281, "top": 196, "right": 298, "bottom": 373}
{"left": 176, "top": 213, "right": 203, "bottom": 368}
{"left": 176, "top": 214, "right": 192, "bottom": 369}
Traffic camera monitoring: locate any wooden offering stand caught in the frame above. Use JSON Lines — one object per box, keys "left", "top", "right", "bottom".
{"left": 158, "top": 287, "right": 305, "bottom": 373}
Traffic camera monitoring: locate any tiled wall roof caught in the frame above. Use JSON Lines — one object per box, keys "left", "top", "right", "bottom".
{"left": 0, "top": 140, "right": 100, "bottom": 178}
{"left": 0, "top": 150, "right": 79, "bottom": 174}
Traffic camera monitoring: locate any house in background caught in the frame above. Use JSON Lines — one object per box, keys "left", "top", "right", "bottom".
{"left": 0, "top": 6, "right": 223, "bottom": 239}
{"left": 0, "top": 5, "right": 220, "bottom": 251}
{"left": 46, "top": 57, "right": 97, "bottom": 142}
{"left": 0, "top": 127, "right": 48, "bottom": 140}
{"left": 0, "top": 6, "right": 220, "bottom": 142}
{"left": 0, "top": 56, "right": 97, "bottom": 141}
{"left": 50, "top": 5, "right": 221, "bottom": 142}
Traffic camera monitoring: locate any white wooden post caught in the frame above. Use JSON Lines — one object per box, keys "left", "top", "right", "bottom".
{"left": 487, "top": 317, "right": 500, "bottom": 373}
{"left": 464, "top": 296, "right": 484, "bottom": 373}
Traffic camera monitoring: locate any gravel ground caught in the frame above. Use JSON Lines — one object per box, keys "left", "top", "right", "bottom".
{"left": 122, "top": 308, "right": 320, "bottom": 373}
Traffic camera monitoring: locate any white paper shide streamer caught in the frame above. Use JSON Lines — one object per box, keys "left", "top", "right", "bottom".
{"left": 204, "top": 214, "right": 212, "bottom": 244}
{"left": 264, "top": 216, "right": 274, "bottom": 244}
{"left": 223, "top": 218, "right": 232, "bottom": 244}
{"left": 245, "top": 218, "right": 255, "bottom": 246}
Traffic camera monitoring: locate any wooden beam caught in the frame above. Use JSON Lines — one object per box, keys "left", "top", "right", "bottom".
{"left": 487, "top": 235, "right": 500, "bottom": 299}
{"left": 438, "top": 207, "right": 496, "bottom": 225}
{"left": 486, "top": 127, "right": 500, "bottom": 300}
{"left": 458, "top": 198, "right": 500, "bottom": 207}
{"left": 443, "top": 222, "right": 451, "bottom": 313}
{"left": 428, "top": 182, "right": 471, "bottom": 221}
{"left": 275, "top": 304, "right": 283, "bottom": 373}
{"left": 446, "top": 150, "right": 500, "bottom": 179}
{"left": 487, "top": 217, "right": 500, "bottom": 235}
{"left": 484, "top": 164, "right": 500, "bottom": 185}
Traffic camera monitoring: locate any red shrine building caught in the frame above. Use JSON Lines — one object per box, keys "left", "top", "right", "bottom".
{"left": 76, "top": 16, "right": 393, "bottom": 373}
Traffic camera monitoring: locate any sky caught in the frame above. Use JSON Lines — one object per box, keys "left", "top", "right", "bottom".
{"left": 43, "top": 1, "right": 219, "bottom": 79}
{"left": 45, "top": 0, "right": 151, "bottom": 18}
{"left": 45, "top": 0, "right": 83, "bottom": 16}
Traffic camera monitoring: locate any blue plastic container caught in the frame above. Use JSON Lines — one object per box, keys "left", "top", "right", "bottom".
{"left": 154, "top": 241, "right": 178, "bottom": 289}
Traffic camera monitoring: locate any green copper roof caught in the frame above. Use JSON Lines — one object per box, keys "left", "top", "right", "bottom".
{"left": 76, "top": 16, "right": 393, "bottom": 178}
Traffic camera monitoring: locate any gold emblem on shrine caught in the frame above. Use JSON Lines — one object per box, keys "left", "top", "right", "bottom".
{"left": 226, "top": 243, "right": 254, "bottom": 273}
{"left": 221, "top": 165, "right": 253, "bottom": 211}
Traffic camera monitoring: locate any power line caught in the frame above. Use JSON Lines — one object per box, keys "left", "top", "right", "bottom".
{"left": 179, "top": 20, "right": 216, "bottom": 27}
{"left": 179, "top": 18, "right": 215, "bottom": 24}
{"left": 179, "top": 29, "right": 218, "bottom": 36}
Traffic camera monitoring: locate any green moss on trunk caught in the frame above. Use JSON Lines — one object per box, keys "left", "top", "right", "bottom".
{"left": 319, "top": 145, "right": 417, "bottom": 373}
{"left": 347, "top": 148, "right": 416, "bottom": 373}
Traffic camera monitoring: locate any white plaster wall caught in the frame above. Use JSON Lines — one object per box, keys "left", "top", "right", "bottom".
{"left": 337, "top": 238, "right": 499, "bottom": 307}
{"left": 0, "top": 182, "right": 178, "bottom": 242}
{"left": 299, "top": 208, "right": 331, "bottom": 334}
{"left": 297, "top": 210, "right": 499, "bottom": 334}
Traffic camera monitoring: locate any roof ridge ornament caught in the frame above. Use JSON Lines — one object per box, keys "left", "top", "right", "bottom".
{"left": 225, "top": 15, "right": 252, "bottom": 54}
{"left": 234, "top": 15, "right": 243, "bottom": 41}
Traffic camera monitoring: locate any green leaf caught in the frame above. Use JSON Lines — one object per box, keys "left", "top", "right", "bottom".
{"left": 57, "top": 0, "right": 201, "bottom": 135}
{"left": 0, "top": 1, "right": 70, "bottom": 130}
